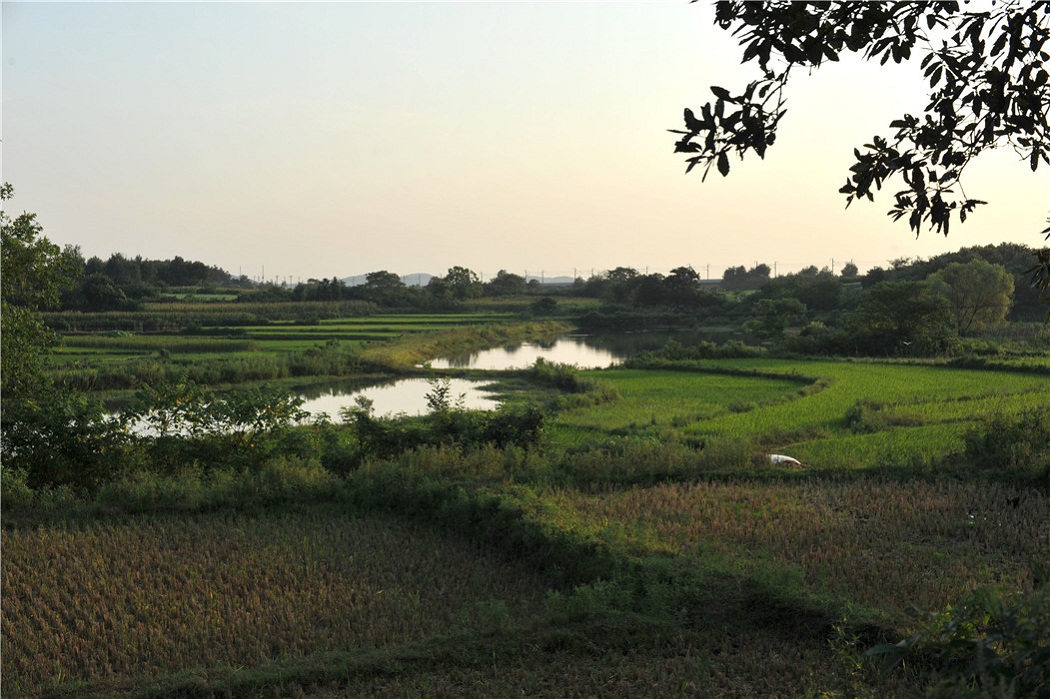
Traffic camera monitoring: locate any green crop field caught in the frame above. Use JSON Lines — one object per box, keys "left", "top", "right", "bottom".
{"left": 551, "top": 368, "right": 811, "bottom": 448}
{"left": 556, "top": 359, "right": 1050, "bottom": 471}
{"left": 50, "top": 311, "right": 525, "bottom": 361}
{"left": 8, "top": 319, "right": 1050, "bottom": 697}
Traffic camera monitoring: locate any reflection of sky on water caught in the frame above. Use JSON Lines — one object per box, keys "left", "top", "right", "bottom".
{"left": 430, "top": 336, "right": 621, "bottom": 370}
{"left": 300, "top": 378, "right": 499, "bottom": 419}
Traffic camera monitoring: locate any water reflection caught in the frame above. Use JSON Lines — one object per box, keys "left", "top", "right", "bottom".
{"left": 429, "top": 329, "right": 740, "bottom": 371}
{"left": 430, "top": 335, "right": 620, "bottom": 371}
{"left": 584, "top": 328, "right": 740, "bottom": 357}
{"left": 297, "top": 377, "right": 499, "bottom": 419}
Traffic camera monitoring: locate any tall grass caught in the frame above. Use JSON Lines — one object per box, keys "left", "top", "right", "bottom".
{"left": 8, "top": 349, "right": 1050, "bottom": 697}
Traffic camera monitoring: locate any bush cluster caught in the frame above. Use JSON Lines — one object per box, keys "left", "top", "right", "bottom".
{"left": 868, "top": 581, "right": 1050, "bottom": 698}
{"left": 963, "top": 407, "right": 1050, "bottom": 479}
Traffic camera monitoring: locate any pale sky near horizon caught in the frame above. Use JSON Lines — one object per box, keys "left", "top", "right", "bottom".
{"left": 3, "top": 1, "right": 1048, "bottom": 283}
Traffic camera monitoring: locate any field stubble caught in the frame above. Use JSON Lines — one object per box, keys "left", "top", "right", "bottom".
{"left": 553, "top": 478, "right": 1050, "bottom": 618}
{"left": 1, "top": 510, "right": 550, "bottom": 695}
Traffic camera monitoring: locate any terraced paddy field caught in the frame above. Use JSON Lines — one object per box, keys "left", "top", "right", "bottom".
{"left": 8, "top": 337, "right": 1050, "bottom": 696}
{"left": 55, "top": 313, "right": 523, "bottom": 360}
{"left": 561, "top": 358, "right": 1050, "bottom": 471}
{"left": 46, "top": 310, "right": 571, "bottom": 394}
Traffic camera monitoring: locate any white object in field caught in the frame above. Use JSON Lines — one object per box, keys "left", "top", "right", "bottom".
{"left": 769, "top": 454, "right": 802, "bottom": 467}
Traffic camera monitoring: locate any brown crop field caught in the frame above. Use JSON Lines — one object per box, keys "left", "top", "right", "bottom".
{"left": 551, "top": 479, "right": 1050, "bottom": 617}
{"left": 1, "top": 509, "right": 550, "bottom": 695}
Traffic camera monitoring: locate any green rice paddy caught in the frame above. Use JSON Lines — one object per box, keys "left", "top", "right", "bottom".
{"left": 556, "top": 358, "right": 1049, "bottom": 470}
{"left": 14, "top": 308, "right": 1050, "bottom": 697}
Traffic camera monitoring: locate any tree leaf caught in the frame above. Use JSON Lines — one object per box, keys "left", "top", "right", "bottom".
{"left": 717, "top": 152, "right": 730, "bottom": 177}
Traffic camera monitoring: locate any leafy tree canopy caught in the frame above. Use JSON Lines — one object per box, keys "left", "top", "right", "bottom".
{"left": 852, "top": 279, "right": 955, "bottom": 354}
{"left": 443, "top": 266, "right": 483, "bottom": 300}
{"left": 485, "top": 270, "right": 527, "bottom": 297}
{"left": 364, "top": 270, "right": 405, "bottom": 291}
{"left": 672, "top": 1, "right": 1050, "bottom": 237}
{"left": 928, "top": 258, "right": 1014, "bottom": 334}
{"left": 1, "top": 184, "right": 80, "bottom": 415}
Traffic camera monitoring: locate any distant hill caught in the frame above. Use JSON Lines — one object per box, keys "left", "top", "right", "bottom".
{"left": 340, "top": 273, "right": 434, "bottom": 287}
{"left": 400, "top": 273, "right": 435, "bottom": 287}
{"left": 525, "top": 275, "right": 576, "bottom": 286}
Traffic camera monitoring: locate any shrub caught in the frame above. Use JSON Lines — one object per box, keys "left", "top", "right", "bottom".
{"left": 845, "top": 400, "right": 885, "bottom": 434}
{"left": 1, "top": 395, "right": 137, "bottom": 490}
{"left": 0, "top": 464, "right": 36, "bottom": 509}
{"left": 867, "top": 581, "right": 1050, "bottom": 697}
{"left": 963, "top": 408, "right": 1050, "bottom": 476}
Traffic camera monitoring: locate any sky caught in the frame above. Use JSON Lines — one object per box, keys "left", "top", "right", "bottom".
{"left": 3, "top": 1, "right": 1048, "bottom": 283}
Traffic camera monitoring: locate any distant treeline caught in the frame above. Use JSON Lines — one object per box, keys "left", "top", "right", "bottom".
{"left": 59, "top": 245, "right": 1047, "bottom": 329}
{"left": 571, "top": 243, "right": 1046, "bottom": 323}
{"left": 61, "top": 252, "right": 242, "bottom": 311}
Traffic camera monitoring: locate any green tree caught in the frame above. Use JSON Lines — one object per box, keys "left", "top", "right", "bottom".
{"left": 928, "top": 259, "right": 1014, "bottom": 334}
{"left": 68, "top": 273, "right": 131, "bottom": 311}
{"left": 672, "top": 1, "right": 1050, "bottom": 237}
{"left": 851, "top": 280, "right": 955, "bottom": 354}
{"left": 599, "top": 267, "right": 642, "bottom": 304}
{"left": 484, "top": 269, "right": 527, "bottom": 297}
{"left": 1, "top": 184, "right": 80, "bottom": 415}
{"left": 722, "top": 263, "right": 771, "bottom": 291}
{"left": 665, "top": 265, "right": 701, "bottom": 299}
{"left": 760, "top": 269, "right": 843, "bottom": 313}
{"left": 0, "top": 185, "right": 114, "bottom": 489}
{"left": 443, "top": 266, "right": 483, "bottom": 301}
{"left": 364, "top": 270, "right": 405, "bottom": 292}
{"left": 745, "top": 297, "right": 807, "bottom": 341}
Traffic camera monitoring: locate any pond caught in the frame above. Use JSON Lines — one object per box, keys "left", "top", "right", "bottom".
{"left": 427, "top": 329, "right": 739, "bottom": 371}
{"left": 297, "top": 377, "right": 500, "bottom": 419}
{"left": 293, "top": 328, "right": 737, "bottom": 418}
{"left": 114, "top": 328, "right": 739, "bottom": 428}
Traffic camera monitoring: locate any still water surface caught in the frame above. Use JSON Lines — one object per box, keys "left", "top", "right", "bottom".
{"left": 428, "top": 329, "right": 736, "bottom": 371}
{"left": 428, "top": 335, "right": 620, "bottom": 371}
{"left": 298, "top": 329, "right": 732, "bottom": 418}
{"left": 298, "top": 377, "right": 499, "bottom": 419}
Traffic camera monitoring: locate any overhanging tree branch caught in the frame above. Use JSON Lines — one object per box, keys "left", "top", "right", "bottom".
{"left": 674, "top": 0, "right": 1050, "bottom": 238}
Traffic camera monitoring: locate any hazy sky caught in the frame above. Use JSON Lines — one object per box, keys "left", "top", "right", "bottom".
{"left": 3, "top": 1, "right": 1047, "bottom": 282}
